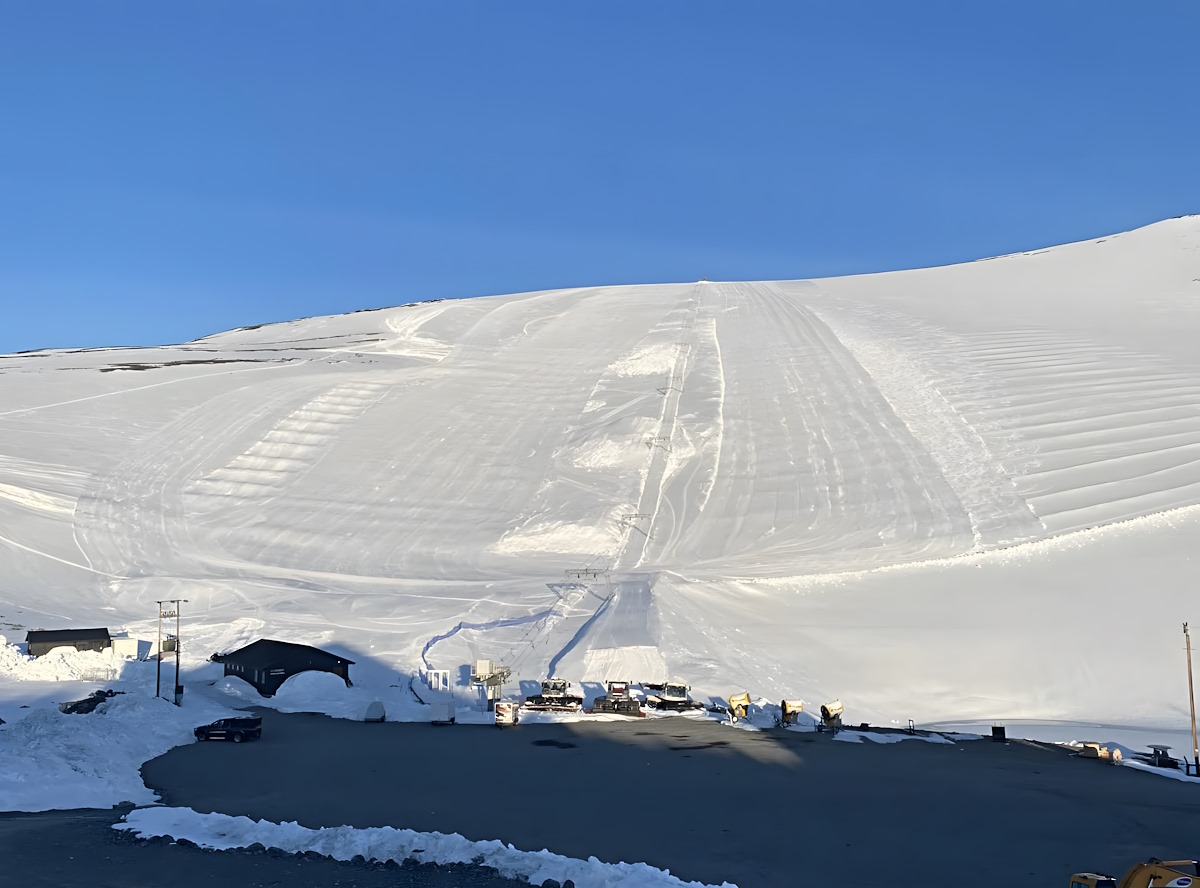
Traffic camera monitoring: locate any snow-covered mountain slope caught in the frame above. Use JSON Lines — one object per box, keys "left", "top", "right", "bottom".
{"left": 3, "top": 216, "right": 1200, "bottom": 728}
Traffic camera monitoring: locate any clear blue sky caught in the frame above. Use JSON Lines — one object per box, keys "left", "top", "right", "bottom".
{"left": 2, "top": 2, "right": 1197, "bottom": 354}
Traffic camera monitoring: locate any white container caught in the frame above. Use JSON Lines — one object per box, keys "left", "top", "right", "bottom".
{"left": 111, "top": 637, "right": 141, "bottom": 659}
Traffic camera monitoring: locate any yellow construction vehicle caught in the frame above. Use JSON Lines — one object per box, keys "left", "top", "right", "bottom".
{"left": 1070, "top": 858, "right": 1199, "bottom": 888}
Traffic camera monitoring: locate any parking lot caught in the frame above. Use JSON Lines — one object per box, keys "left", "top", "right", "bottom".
{"left": 136, "top": 711, "right": 1200, "bottom": 887}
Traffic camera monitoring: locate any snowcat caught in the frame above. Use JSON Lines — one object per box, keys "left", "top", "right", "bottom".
{"left": 522, "top": 678, "right": 584, "bottom": 712}
{"left": 1070, "top": 857, "right": 1200, "bottom": 888}
{"left": 644, "top": 679, "right": 703, "bottom": 712}
{"left": 591, "top": 680, "right": 643, "bottom": 716}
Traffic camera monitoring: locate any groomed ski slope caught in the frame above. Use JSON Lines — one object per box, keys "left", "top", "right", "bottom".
{"left": 2, "top": 215, "right": 1200, "bottom": 729}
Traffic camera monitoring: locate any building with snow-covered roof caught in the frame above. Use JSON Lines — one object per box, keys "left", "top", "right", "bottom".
{"left": 26, "top": 628, "right": 111, "bottom": 658}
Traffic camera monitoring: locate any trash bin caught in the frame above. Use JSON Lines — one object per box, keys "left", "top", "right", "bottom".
{"left": 991, "top": 725, "right": 1006, "bottom": 743}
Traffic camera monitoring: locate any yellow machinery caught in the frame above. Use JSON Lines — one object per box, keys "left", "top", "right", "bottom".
{"left": 820, "top": 699, "right": 844, "bottom": 731}
{"left": 728, "top": 691, "right": 751, "bottom": 720}
{"left": 1076, "top": 741, "right": 1123, "bottom": 764}
{"left": 1070, "top": 858, "right": 1199, "bottom": 887}
{"left": 780, "top": 699, "right": 804, "bottom": 726}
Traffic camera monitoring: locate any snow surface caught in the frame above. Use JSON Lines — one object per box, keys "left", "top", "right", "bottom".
{"left": 115, "top": 807, "right": 734, "bottom": 888}
{"left": 3, "top": 218, "right": 1200, "bottom": 839}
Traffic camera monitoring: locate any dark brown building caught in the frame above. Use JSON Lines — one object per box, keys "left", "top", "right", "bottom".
{"left": 26, "top": 628, "right": 111, "bottom": 658}
{"left": 213, "top": 639, "right": 354, "bottom": 697}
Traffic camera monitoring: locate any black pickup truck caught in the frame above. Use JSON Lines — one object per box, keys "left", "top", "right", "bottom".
{"left": 194, "top": 716, "right": 263, "bottom": 743}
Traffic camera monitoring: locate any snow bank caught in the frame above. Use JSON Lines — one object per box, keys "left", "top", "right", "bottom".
{"left": 1120, "top": 760, "right": 1200, "bottom": 784}
{"left": 212, "top": 672, "right": 430, "bottom": 722}
{"left": 0, "top": 633, "right": 127, "bottom": 682}
{"left": 0, "top": 693, "right": 233, "bottom": 812}
{"left": 116, "top": 807, "right": 737, "bottom": 888}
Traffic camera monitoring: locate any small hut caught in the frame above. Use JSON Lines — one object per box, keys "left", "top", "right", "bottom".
{"left": 213, "top": 639, "right": 354, "bottom": 697}
{"left": 26, "top": 628, "right": 111, "bottom": 658}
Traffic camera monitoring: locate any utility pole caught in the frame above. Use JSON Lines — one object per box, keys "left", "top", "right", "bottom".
{"left": 1186, "top": 622, "right": 1199, "bottom": 776}
{"left": 156, "top": 600, "right": 187, "bottom": 705}
{"left": 155, "top": 603, "right": 163, "bottom": 699}
{"left": 174, "top": 601, "right": 183, "bottom": 705}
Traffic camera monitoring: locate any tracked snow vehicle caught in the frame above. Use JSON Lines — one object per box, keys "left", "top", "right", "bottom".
{"left": 522, "top": 678, "right": 584, "bottom": 712}
{"left": 591, "top": 680, "right": 643, "bottom": 716}
{"left": 644, "top": 679, "right": 703, "bottom": 712}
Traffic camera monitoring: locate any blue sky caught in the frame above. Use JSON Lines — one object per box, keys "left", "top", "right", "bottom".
{"left": 1, "top": 2, "right": 1197, "bottom": 354}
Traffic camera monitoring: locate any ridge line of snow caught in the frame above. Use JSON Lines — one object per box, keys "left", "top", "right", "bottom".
{"left": 0, "top": 528, "right": 120, "bottom": 578}
{"left": 0, "top": 359, "right": 299, "bottom": 418}
{"left": 720, "top": 499, "right": 1200, "bottom": 588}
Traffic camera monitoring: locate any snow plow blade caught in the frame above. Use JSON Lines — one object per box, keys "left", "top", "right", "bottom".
{"left": 521, "top": 699, "right": 583, "bottom": 712}
{"left": 645, "top": 697, "right": 704, "bottom": 711}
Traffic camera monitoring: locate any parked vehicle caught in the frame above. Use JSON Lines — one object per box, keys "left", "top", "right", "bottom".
{"left": 194, "top": 716, "right": 263, "bottom": 743}
{"left": 644, "top": 679, "right": 703, "bottom": 712}
{"left": 591, "top": 680, "right": 642, "bottom": 716}
{"left": 522, "top": 678, "right": 583, "bottom": 712}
